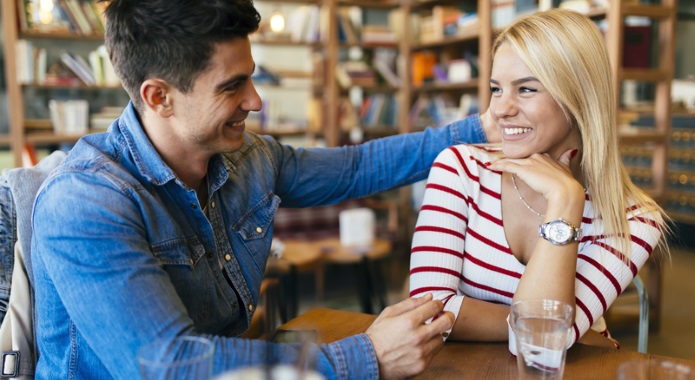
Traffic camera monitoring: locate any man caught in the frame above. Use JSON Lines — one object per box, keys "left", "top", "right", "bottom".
{"left": 31, "top": 0, "right": 498, "bottom": 378}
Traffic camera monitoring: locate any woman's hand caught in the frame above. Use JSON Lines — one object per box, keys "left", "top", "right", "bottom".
{"left": 487, "top": 148, "right": 583, "bottom": 203}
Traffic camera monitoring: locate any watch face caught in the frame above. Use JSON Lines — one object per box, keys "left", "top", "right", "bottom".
{"left": 549, "top": 221, "right": 571, "bottom": 243}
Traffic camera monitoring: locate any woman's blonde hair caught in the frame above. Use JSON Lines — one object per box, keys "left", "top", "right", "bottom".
{"left": 492, "top": 9, "right": 669, "bottom": 258}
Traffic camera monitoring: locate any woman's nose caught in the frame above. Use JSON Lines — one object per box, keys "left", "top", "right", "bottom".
{"left": 492, "top": 93, "right": 518, "bottom": 118}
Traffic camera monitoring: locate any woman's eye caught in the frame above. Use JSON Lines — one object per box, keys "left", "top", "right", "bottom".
{"left": 520, "top": 87, "right": 537, "bottom": 93}
{"left": 490, "top": 86, "right": 501, "bottom": 94}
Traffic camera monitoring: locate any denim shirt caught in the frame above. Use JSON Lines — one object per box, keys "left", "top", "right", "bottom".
{"left": 30, "top": 103, "right": 486, "bottom": 379}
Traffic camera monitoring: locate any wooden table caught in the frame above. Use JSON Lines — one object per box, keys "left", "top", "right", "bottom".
{"left": 271, "top": 238, "right": 392, "bottom": 317}
{"left": 279, "top": 308, "right": 695, "bottom": 379}
{"left": 265, "top": 240, "right": 325, "bottom": 321}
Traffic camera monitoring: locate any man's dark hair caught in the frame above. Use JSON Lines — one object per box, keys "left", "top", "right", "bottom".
{"left": 102, "top": 0, "right": 261, "bottom": 114}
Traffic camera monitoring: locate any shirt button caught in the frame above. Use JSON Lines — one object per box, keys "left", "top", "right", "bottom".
{"left": 207, "top": 252, "right": 213, "bottom": 259}
{"left": 224, "top": 254, "right": 231, "bottom": 261}
{"left": 211, "top": 201, "right": 215, "bottom": 209}
{"left": 256, "top": 227, "right": 262, "bottom": 233}
{"left": 248, "top": 304, "right": 254, "bottom": 312}
{"left": 190, "top": 203, "right": 198, "bottom": 209}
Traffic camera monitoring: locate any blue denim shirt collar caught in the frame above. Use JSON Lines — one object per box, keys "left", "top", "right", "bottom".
{"left": 117, "top": 102, "right": 232, "bottom": 192}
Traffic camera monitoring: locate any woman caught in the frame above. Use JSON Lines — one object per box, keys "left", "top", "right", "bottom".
{"left": 409, "top": 9, "right": 669, "bottom": 348}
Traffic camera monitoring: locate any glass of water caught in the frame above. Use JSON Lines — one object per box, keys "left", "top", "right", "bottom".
{"left": 510, "top": 299, "right": 574, "bottom": 380}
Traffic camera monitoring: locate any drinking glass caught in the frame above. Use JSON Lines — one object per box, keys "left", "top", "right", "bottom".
{"left": 510, "top": 299, "right": 574, "bottom": 380}
{"left": 214, "top": 330, "right": 324, "bottom": 380}
{"left": 618, "top": 359, "right": 695, "bottom": 380}
{"left": 137, "top": 336, "right": 215, "bottom": 380}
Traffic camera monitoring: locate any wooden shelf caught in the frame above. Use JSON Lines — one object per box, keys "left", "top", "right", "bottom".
{"left": 413, "top": 80, "right": 478, "bottom": 93}
{"left": 623, "top": 4, "right": 673, "bottom": 19}
{"left": 665, "top": 211, "right": 695, "bottom": 225}
{"left": 251, "top": 38, "right": 321, "bottom": 48}
{"left": 338, "top": 0, "right": 399, "bottom": 9}
{"left": 18, "top": 30, "right": 104, "bottom": 41}
{"left": 621, "top": 69, "right": 671, "bottom": 82}
{"left": 409, "top": 0, "right": 462, "bottom": 11}
{"left": 253, "top": 0, "right": 320, "bottom": 4}
{"left": 24, "top": 131, "right": 98, "bottom": 145}
{"left": 21, "top": 83, "right": 124, "bottom": 91}
{"left": 619, "top": 128, "right": 668, "bottom": 144}
{"left": 340, "top": 84, "right": 399, "bottom": 93}
{"left": 361, "top": 128, "right": 399, "bottom": 137}
{"left": 339, "top": 41, "right": 399, "bottom": 48}
{"left": 0, "top": 135, "right": 11, "bottom": 147}
{"left": 411, "top": 31, "right": 480, "bottom": 50}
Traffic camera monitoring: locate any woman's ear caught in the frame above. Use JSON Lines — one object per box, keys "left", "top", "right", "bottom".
{"left": 140, "top": 79, "right": 174, "bottom": 118}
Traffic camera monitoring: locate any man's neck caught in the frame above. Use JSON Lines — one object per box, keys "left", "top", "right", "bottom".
{"left": 140, "top": 112, "right": 211, "bottom": 192}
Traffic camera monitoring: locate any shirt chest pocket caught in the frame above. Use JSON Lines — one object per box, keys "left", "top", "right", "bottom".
{"left": 150, "top": 236, "right": 207, "bottom": 267}
{"left": 235, "top": 193, "right": 280, "bottom": 241}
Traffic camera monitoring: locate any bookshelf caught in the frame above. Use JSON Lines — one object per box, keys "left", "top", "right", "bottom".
{"left": 550, "top": 0, "right": 676, "bottom": 332}
{"left": 1, "top": 0, "right": 128, "bottom": 167}
{"left": 400, "top": 0, "right": 491, "bottom": 133}
{"left": 334, "top": 0, "right": 402, "bottom": 143}
{"left": 250, "top": 0, "right": 334, "bottom": 146}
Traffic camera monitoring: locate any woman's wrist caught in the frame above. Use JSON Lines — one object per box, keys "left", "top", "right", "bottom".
{"left": 545, "top": 182, "right": 585, "bottom": 225}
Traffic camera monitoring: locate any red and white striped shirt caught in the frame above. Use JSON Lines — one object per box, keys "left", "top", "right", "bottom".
{"left": 409, "top": 144, "right": 662, "bottom": 345}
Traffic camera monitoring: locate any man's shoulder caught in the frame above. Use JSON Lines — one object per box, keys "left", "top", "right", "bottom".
{"left": 44, "top": 134, "right": 141, "bottom": 195}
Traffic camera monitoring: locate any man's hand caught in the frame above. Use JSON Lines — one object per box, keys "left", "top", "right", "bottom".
{"left": 480, "top": 108, "right": 501, "bottom": 143}
{"left": 365, "top": 294, "right": 454, "bottom": 379}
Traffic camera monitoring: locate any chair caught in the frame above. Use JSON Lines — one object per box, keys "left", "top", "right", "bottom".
{"left": 242, "top": 277, "right": 282, "bottom": 339}
{"left": 633, "top": 274, "right": 649, "bottom": 354}
{"left": 0, "top": 151, "right": 66, "bottom": 377}
{"left": 271, "top": 198, "right": 405, "bottom": 316}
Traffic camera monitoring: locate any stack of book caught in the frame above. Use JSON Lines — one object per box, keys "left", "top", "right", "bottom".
{"left": 15, "top": 41, "right": 120, "bottom": 87}
{"left": 18, "top": 0, "right": 106, "bottom": 35}
{"left": 48, "top": 99, "right": 89, "bottom": 135}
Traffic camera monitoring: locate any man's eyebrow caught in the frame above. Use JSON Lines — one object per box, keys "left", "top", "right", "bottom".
{"left": 489, "top": 76, "right": 540, "bottom": 86}
{"left": 214, "top": 64, "right": 256, "bottom": 93}
{"left": 214, "top": 74, "right": 249, "bottom": 93}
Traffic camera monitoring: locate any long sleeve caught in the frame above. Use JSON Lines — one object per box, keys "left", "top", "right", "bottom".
{"left": 409, "top": 146, "right": 478, "bottom": 328}
{"left": 568, "top": 204, "right": 662, "bottom": 344}
{"left": 272, "top": 114, "right": 488, "bottom": 207}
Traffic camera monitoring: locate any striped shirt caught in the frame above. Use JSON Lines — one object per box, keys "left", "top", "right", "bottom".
{"left": 409, "top": 144, "right": 662, "bottom": 345}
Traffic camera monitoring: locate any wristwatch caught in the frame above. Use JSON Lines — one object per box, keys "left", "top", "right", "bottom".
{"left": 538, "top": 218, "right": 582, "bottom": 245}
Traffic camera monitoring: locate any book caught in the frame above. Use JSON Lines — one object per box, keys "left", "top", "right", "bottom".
{"left": 491, "top": 0, "right": 514, "bottom": 29}
{"left": 49, "top": 99, "right": 89, "bottom": 134}
{"left": 96, "top": 45, "right": 121, "bottom": 86}
{"left": 623, "top": 25, "right": 652, "bottom": 68}
{"left": 81, "top": 1, "right": 105, "bottom": 34}
{"left": 60, "top": 51, "right": 96, "bottom": 85}
{"left": 88, "top": 50, "right": 104, "bottom": 86}
{"left": 411, "top": 51, "right": 437, "bottom": 86}
{"left": 372, "top": 48, "right": 400, "bottom": 87}
{"left": 57, "top": 0, "right": 82, "bottom": 34}
{"left": 65, "top": 0, "right": 93, "bottom": 34}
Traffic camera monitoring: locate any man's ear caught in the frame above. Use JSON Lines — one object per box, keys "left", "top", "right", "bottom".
{"left": 140, "top": 79, "right": 174, "bottom": 117}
